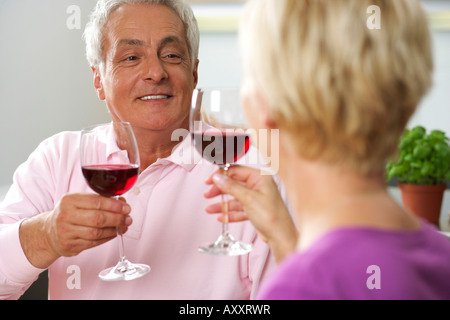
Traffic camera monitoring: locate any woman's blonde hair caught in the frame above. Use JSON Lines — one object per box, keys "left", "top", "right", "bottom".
{"left": 240, "top": 0, "right": 433, "bottom": 175}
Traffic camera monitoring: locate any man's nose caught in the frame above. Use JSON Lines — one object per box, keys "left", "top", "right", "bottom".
{"left": 143, "top": 56, "right": 168, "bottom": 83}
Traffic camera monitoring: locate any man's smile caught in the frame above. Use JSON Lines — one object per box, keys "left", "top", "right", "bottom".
{"left": 138, "top": 94, "right": 171, "bottom": 101}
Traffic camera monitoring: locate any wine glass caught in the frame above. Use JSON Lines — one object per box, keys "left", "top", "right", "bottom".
{"left": 80, "top": 122, "right": 150, "bottom": 281}
{"left": 190, "top": 88, "right": 254, "bottom": 256}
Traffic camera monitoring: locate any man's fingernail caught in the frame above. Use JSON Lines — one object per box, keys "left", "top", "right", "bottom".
{"left": 125, "top": 216, "right": 132, "bottom": 226}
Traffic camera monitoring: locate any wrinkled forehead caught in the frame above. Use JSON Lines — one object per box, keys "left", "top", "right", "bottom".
{"left": 104, "top": 3, "right": 186, "bottom": 43}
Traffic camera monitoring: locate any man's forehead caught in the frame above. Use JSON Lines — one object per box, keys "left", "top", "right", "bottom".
{"left": 106, "top": 3, "right": 184, "bottom": 30}
{"left": 104, "top": 3, "right": 187, "bottom": 46}
{"left": 115, "top": 36, "right": 186, "bottom": 49}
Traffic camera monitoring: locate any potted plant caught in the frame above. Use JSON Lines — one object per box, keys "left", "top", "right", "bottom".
{"left": 386, "top": 126, "right": 450, "bottom": 227}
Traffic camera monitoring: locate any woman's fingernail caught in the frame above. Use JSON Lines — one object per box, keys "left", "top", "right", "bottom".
{"left": 212, "top": 173, "right": 227, "bottom": 186}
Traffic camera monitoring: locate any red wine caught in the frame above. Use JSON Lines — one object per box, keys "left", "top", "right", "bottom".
{"left": 192, "top": 131, "right": 251, "bottom": 165}
{"left": 82, "top": 164, "right": 139, "bottom": 197}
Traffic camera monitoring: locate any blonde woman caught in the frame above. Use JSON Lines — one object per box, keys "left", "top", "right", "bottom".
{"left": 205, "top": 0, "right": 450, "bottom": 299}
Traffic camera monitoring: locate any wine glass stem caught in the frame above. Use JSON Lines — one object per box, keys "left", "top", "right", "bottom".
{"left": 221, "top": 194, "right": 229, "bottom": 236}
{"left": 221, "top": 165, "right": 231, "bottom": 237}
{"left": 114, "top": 196, "right": 127, "bottom": 262}
{"left": 117, "top": 228, "right": 126, "bottom": 262}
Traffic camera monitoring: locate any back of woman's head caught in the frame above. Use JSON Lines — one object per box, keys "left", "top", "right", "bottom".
{"left": 240, "top": 0, "right": 433, "bottom": 175}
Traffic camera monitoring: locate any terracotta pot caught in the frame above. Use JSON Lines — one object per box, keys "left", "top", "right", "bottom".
{"left": 398, "top": 183, "right": 446, "bottom": 227}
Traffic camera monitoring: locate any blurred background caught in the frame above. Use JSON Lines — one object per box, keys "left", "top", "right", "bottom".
{"left": 0, "top": 0, "right": 449, "bottom": 300}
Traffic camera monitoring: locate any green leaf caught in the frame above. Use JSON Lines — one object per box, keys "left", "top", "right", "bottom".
{"left": 410, "top": 160, "right": 422, "bottom": 168}
{"left": 445, "top": 171, "right": 450, "bottom": 181}
{"left": 410, "top": 126, "right": 426, "bottom": 139}
{"left": 420, "top": 162, "right": 433, "bottom": 176}
{"left": 413, "top": 144, "right": 431, "bottom": 159}
{"left": 408, "top": 169, "right": 422, "bottom": 183}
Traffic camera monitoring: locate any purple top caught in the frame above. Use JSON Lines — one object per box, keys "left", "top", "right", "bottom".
{"left": 258, "top": 222, "right": 450, "bottom": 300}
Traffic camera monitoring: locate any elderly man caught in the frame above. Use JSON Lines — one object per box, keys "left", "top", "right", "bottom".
{"left": 0, "top": 0, "right": 274, "bottom": 299}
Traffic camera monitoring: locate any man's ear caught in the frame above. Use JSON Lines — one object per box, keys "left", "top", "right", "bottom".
{"left": 193, "top": 59, "right": 199, "bottom": 88}
{"left": 91, "top": 66, "right": 106, "bottom": 101}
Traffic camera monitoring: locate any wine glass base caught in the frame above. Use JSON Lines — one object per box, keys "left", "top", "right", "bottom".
{"left": 99, "top": 259, "right": 151, "bottom": 282}
{"left": 198, "top": 234, "right": 253, "bottom": 256}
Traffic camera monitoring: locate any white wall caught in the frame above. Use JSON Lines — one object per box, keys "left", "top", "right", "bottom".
{"left": 1, "top": 0, "right": 449, "bottom": 189}
{"left": 408, "top": 31, "right": 450, "bottom": 133}
{"left": 0, "top": 0, "right": 110, "bottom": 187}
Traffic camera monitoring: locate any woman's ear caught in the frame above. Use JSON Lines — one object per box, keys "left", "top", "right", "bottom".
{"left": 256, "top": 91, "right": 278, "bottom": 130}
{"left": 242, "top": 80, "right": 277, "bottom": 131}
{"left": 91, "top": 67, "right": 106, "bottom": 101}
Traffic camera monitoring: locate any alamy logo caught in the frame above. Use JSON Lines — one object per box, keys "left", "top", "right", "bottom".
{"left": 66, "top": 265, "right": 81, "bottom": 290}
{"left": 66, "top": 5, "right": 81, "bottom": 30}
{"left": 367, "top": 5, "right": 381, "bottom": 30}
{"left": 366, "top": 265, "right": 381, "bottom": 290}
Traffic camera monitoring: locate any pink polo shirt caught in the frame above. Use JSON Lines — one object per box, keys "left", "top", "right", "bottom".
{"left": 0, "top": 126, "right": 275, "bottom": 300}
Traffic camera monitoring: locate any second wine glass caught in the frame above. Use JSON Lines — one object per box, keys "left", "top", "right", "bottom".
{"left": 190, "top": 88, "right": 254, "bottom": 256}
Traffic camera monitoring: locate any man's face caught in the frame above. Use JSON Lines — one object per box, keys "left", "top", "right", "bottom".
{"left": 93, "top": 3, "right": 198, "bottom": 132}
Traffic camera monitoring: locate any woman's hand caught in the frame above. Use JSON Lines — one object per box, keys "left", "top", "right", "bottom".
{"left": 204, "top": 166, "right": 298, "bottom": 262}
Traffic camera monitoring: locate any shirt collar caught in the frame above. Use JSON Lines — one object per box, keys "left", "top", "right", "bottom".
{"left": 163, "top": 132, "right": 197, "bottom": 172}
{"left": 104, "top": 123, "right": 121, "bottom": 159}
{"left": 103, "top": 124, "right": 198, "bottom": 172}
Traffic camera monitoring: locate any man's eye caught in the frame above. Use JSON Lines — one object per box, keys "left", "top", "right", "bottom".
{"left": 125, "top": 56, "right": 138, "bottom": 61}
{"left": 163, "top": 53, "right": 184, "bottom": 62}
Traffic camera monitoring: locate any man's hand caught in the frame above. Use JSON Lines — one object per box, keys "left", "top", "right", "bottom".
{"left": 19, "top": 193, "right": 132, "bottom": 269}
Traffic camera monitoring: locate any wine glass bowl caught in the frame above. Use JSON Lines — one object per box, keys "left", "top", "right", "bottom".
{"left": 190, "top": 88, "right": 254, "bottom": 256}
{"left": 80, "top": 122, "right": 151, "bottom": 281}
{"left": 81, "top": 165, "right": 139, "bottom": 198}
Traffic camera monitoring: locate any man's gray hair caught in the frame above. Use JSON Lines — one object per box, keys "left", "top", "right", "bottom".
{"left": 83, "top": 0, "right": 200, "bottom": 72}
